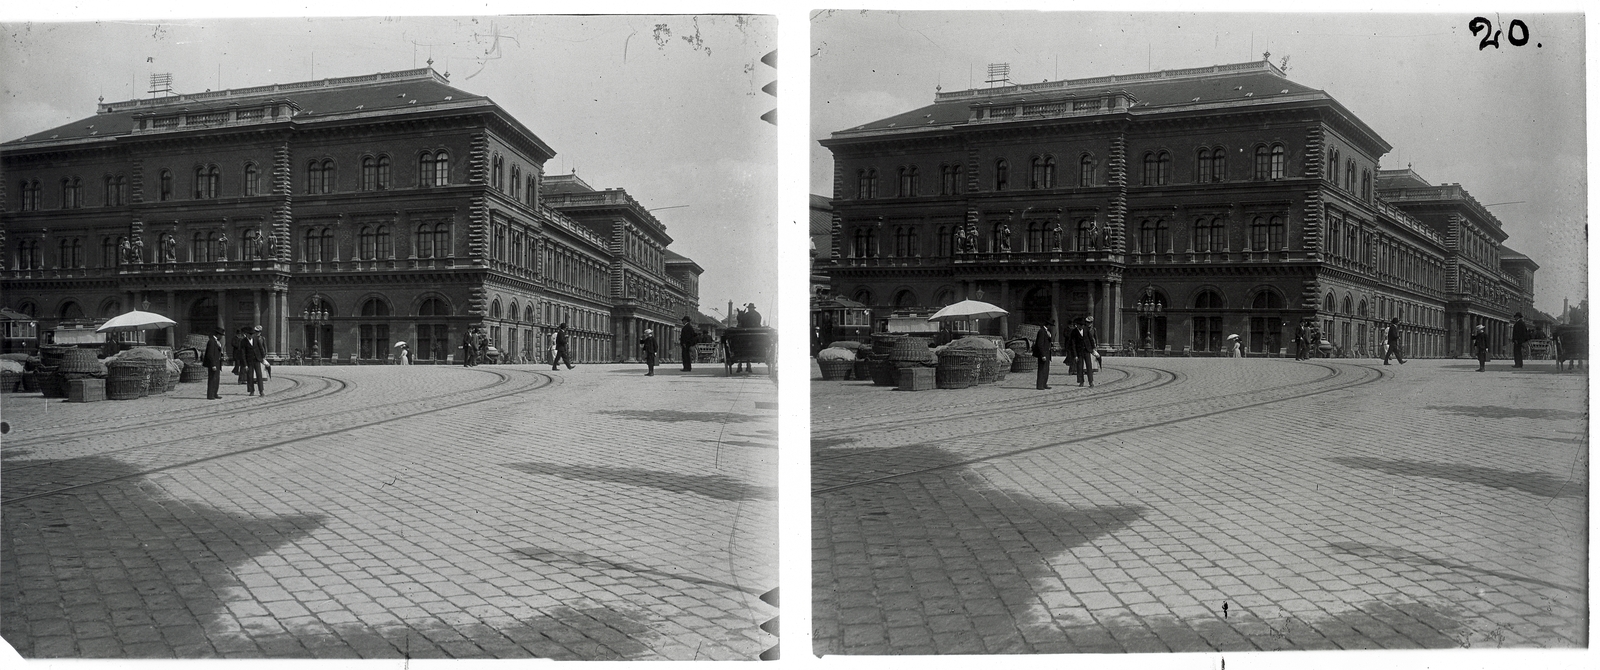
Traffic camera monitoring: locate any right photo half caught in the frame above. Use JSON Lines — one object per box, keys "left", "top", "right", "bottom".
{"left": 809, "top": 10, "right": 1587, "bottom": 656}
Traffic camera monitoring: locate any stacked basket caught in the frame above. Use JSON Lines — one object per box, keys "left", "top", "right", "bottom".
{"left": 816, "top": 346, "right": 856, "bottom": 380}
{"left": 1009, "top": 340, "right": 1036, "bottom": 373}
{"left": 180, "top": 360, "right": 208, "bottom": 383}
{"left": 882, "top": 336, "right": 936, "bottom": 386}
{"left": 52, "top": 349, "right": 108, "bottom": 396}
{"left": 935, "top": 349, "right": 982, "bottom": 389}
{"left": 106, "top": 361, "right": 147, "bottom": 400}
{"left": 864, "top": 335, "right": 903, "bottom": 386}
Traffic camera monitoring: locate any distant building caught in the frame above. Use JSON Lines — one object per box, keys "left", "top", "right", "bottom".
{"left": 2, "top": 67, "right": 701, "bottom": 363}
{"left": 819, "top": 58, "right": 1537, "bottom": 357}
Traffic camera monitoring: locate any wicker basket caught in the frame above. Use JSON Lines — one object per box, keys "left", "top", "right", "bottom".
{"left": 59, "top": 348, "right": 105, "bottom": 374}
{"left": 871, "top": 333, "right": 906, "bottom": 352}
{"left": 144, "top": 361, "right": 169, "bottom": 395}
{"left": 36, "top": 367, "right": 66, "bottom": 398}
{"left": 975, "top": 355, "right": 999, "bottom": 384}
{"left": 20, "top": 370, "right": 44, "bottom": 392}
{"left": 0, "top": 370, "right": 21, "bottom": 393}
{"left": 106, "top": 362, "right": 147, "bottom": 400}
{"left": 818, "top": 358, "right": 853, "bottom": 380}
{"left": 165, "top": 360, "right": 183, "bottom": 391}
{"left": 1011, "top": 355, "right": 1038, "bottom": 372}
{"left": 39, "top": 346, "right": 69, "bottom": 369}
{"left": 868, "top": 359, "right": 902, "bottom": 386}
{"left": 888, "top": 337, "right": 932, "bottom": 362}
{"left": 852, "top": 359, "right": 872, "bottom": 381}
{"left": 935, "top": 350, "right": 981, "bottom": 389}
{"left": 180, "top": 360, "right": 208, "bottom": 383}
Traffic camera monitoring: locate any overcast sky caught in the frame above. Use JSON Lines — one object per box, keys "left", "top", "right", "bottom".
{"left": 0, "top": 14, "right": 778, "bottom": 324}
{"left": 812, "top": 10, "right": 1586, "bottom": 317}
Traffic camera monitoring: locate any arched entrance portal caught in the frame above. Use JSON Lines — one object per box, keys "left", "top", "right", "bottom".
{"left": 188, "top": 297, "right": 218, "bottom": 339}
{"left": 1021, "top": 287, "right": 1053, "bottom": 326}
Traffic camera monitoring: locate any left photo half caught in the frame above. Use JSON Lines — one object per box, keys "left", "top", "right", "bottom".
{"left": 0, "top": 14, "right": 778, "bottom": 660}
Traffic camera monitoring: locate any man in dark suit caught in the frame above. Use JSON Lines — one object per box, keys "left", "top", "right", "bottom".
{"left": 679, "top": 316, "right": 697, "bottom": 372}
{"left": 204, "top": 327, "right": 225, "bottom": 399}
{"left": 1032, "top": 319, "right": 1054, "bottom": 390}
{"left": 640, "top": 328, "right": 658, "bottom": 376}
{"left": 1382, "top": 317, "right": 1406, "bottom": 365}
{"left": 242, "top": 325, "right": 267, "bottom": 396}
{"left": 551, "top": 323, "right": 574, "bottom": 370}
{"left": 1067, "top": 317, "right": 1097, "bottom": 387}
{"left": 1512, "top": 312, "right": 1529, "bottom": 368}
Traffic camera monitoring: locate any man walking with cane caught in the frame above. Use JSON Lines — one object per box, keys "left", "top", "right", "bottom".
{"left": 551, "top": 323, "right": 574, "bottom": 370}
{"left": 1033, "top": 319, "right": 1055, "bottom": 390}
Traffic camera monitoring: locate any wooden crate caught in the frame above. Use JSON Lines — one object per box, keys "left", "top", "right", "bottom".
{"left": 68, "top": 378, "right": 105, "bottom": 403}
{"left": 897, "top": 366, "right": 935, "bottom": 391}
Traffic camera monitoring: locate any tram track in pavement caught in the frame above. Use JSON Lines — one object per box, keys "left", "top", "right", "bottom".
{"left": 812, "top": 360, "right": 1388, "bottom": 494}
{"left": 0, "top": 372, "right": 349, "bottom": 451}
{"left": 812, "top": 364, "right": 1178, "bottom": 441}
{"left": 0, "top": 366, "right": 558, "bottom": 505}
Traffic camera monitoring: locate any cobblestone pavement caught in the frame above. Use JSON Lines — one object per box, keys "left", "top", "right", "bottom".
{"left": 2, "top": 363, "right": 776, "bottom": 659}
{"left": 813, "top": 357, "right": 1587, "bottom": 654}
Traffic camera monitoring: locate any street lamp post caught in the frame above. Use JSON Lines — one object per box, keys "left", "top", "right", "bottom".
{"left": 1135, "top": 290, "right": 1163, "bottom": 355}
{"left": 302, "top": 305, "right": 329, "bottom": 364}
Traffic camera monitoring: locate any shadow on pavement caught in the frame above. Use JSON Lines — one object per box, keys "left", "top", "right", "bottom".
{"left": 1327, "top": 456, "right": 1587, "bottom": 499}
{"left": 1422, "top": 405, "right": 1586, "bottom": 421}
{"left": 1329, "top": 541, "right": 1583, "bottom": 595}
{"left": 813, "top": 443, "right": 1148, "bottom": 654}
{"left": 2, "top": 456, "right": 674, "bottom": 659}
{"left": 1, "top": 455, "right": 326, "bottom": 658}
{"left": 505, "top": 462, "right": 776, "bottom": 501}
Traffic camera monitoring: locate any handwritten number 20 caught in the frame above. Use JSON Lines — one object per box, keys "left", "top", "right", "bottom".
{"left": 1471, "top": 17, "right": 1530, "bottom": 50}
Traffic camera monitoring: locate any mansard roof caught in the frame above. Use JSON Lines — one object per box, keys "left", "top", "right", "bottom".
{"left": 4, "top": 67, "right": 554, "bottom": 160}
{"left": 828, "top": 60, "right": 1388, "bottom": 154}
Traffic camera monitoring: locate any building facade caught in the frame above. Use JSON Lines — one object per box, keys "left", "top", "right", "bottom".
{"left": 820, "top": 59, "right": 1536, "bottom": 357}
{"left": 2, "top": 67, "right": 702, "bottom": 363}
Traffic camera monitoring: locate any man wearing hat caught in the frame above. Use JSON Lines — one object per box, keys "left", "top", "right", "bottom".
{"left": 204, "top": 327, "right": 226, "bottom": 399}
{"left": 679, "top": 315, "right": 698, "bottom": 372}
{"left": 241, "top": 325, "right": 268, "bottom": 396}
{"left": 1032, "top": 319, "right": 1055, "bottom": 390}
{"left": 551, "top": 323, "right": 574, "bottom": 370}
{"left": 1471, "top": 324, "right": 1491, "bottom": 372}
{"left": 639, "top": 327, "right": 659, "bottom": 376}
{"left": 1066, "top": 317, "right": 1097, "bottom": 387}
{"left": 1512, "top": 312, "right": 1529, "bottom": 368}
{"left": 1382, "top": 317, "right": 1406, "bottom": 365}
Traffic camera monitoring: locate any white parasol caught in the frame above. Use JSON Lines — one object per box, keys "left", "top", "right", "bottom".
{"left": 95, "top": 309, "right": 176, "bottom": 333}
{"left": 927, "top": 299, "right": 1009, "bottom": 322}
{"left": 393, "top": 341, "right": 408, "bottom": 348}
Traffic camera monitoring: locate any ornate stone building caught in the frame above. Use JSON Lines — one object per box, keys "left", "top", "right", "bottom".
{"left": 819, "top": 59, "right": 1536, "bottom": 357}
{"left": 1, "top": 67, "right": 702, "bottom": 363}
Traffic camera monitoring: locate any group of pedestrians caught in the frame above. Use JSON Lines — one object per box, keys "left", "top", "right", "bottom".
{"left": 1032, "top": 316, "right": 1099, "bottom": 390}
{"left": 462, "top": 326, "right": 489, "bottom": 367}
{"left": 201, "top": 325, "right": 268, "bottom": 399}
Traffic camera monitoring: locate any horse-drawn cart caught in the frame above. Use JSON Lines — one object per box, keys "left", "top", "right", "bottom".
{"left": 722, "top": 326, "right": 777, "bottom": 377}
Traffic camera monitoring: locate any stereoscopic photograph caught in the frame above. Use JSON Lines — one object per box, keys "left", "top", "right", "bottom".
{"left": 0, "top": 13, "right": 778, "bottom": 660}
{"left": 810, "top": 10, "right": 1586, "bottom": 656}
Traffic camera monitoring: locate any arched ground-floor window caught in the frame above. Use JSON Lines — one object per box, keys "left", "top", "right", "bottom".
{"left": 359, "top": 324, "right": 389, "bottom": 360}
{"left": 416, "top": 324, "right": 450, "bottom": 361}
{"left": 1250, "top": 317, "right": 1284, "bottom": 354}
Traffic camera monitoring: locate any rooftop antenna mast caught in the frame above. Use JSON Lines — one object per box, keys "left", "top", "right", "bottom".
{"left": 148, "top": 72, "right": 174, "bottom": 98}
{"left": 985, "top": 62, "right": 1010, "bottom": 88}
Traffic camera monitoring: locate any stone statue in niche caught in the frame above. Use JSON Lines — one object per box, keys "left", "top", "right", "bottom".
{"left": 119, "top": 237, "right": 134, "bottom": 264}
{"left": 998, "top": 224, "right": 1013, "bottom": 252}
{"left": 217, "top": 233, "right": 229, "bottom": 261}
{"left": 128, "top": 236, "right": 144, "bottom": 264}
{"left": 1051, "top": 222, "right": 1064, "bottom": 251}
{"left": 161, "top": 234, "right": 176, "bottom": 262}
